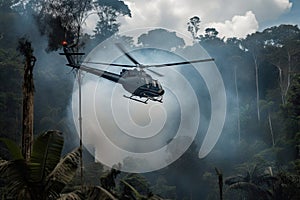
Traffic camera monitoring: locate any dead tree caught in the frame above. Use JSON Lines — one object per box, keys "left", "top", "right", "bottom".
{"left": 18, "top": 38, "right": 36, "bottom": 161}
{"left": 215, "top": 168, "right": 223, "bottom": 200}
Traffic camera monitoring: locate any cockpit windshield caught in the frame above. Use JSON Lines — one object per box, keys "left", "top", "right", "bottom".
{"left": 157, "top": 82, "right": 162, "bottom": 89}
{"left": 151, "top": 80, "right": 162, "bottom": 89}
{"left": 152, "top": 80, "right": 157, "bottom": 87}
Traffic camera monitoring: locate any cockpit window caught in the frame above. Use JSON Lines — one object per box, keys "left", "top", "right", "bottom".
{"left": 157, "top": 82, "right": 162, "bottom": 89}
{"left": 152, "top": 80, "right": 157, "bottom": 87}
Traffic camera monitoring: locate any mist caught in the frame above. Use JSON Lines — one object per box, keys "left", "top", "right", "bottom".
{"left": 1, "top": 2, "right": 299, "bottom": 199}
{"left": 66, "top": 28, "right": 227, "bottom": 173}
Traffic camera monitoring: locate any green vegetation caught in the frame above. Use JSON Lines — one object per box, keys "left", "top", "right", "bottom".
{"left": 0, "top": 1, "right": 299, "bottom": 199}
{"left": 0, "top": 130, "right": 80, "bottom": 199}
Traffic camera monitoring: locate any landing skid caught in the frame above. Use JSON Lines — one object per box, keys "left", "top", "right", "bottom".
{"left": 123, "top": 95, "right": 163, "bottom": 104}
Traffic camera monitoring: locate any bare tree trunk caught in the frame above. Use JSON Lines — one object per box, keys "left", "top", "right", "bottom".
{"left": 215, "top": 168, "right": 223, "bottom": 200}
{"left": 268, "top": 112, "right": 275, "bottom": 147}
{"left": 18, "top": 39, "right": 36, "bottom": 161}
{"left": 275, "top": 65, "right": 285, "bottom": 105}
{"left": 283, "top": 52, "right": 292, "bottom": 105}
{"left": 253, "top": 55, "right": 260, "bottom": 121}
{"left": 234, "top": 66, "right": 241, "bottom": 143}
{"left": 274, "top": 51, "right": 293, "bottom": 105}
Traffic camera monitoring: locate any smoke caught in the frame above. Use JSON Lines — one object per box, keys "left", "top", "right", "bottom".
{"left": 5, "top": 7, "right": 79, "bottom": 152}
{"left": 69, "top": 28, "right": 226, "bottom": 172}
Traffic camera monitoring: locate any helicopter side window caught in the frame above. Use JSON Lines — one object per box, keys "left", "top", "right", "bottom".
{"left": 145, "top": 77, "right": 150, "bottom": 85}
{"left": 152, "top": 80, "right": 157, "bottom": 87}
{"left": 157, "top": 82, "right": 162, "bottom": 89}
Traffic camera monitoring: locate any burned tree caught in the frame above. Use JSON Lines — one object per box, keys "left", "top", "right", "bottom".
{"left": 17, "top": 38, "right": 36, "bottom": 161}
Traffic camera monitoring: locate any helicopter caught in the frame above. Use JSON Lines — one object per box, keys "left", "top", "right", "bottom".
{"left": 60, "top": 41, "right": 214, "bottom": 104}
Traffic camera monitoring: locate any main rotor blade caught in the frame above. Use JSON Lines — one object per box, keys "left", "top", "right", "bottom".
{"left": 78, "top": 65, "right": 121, "bottom": 82}
{"left": 147, "top": 68, "right": 164, "bottom": 77}
{"left": 82, "top": 61, "right": 136, "bottom": 68}
{"left": 146, "top": 58, "right": 215, "bottom": 68}
{"left": 116, "top": 43, "right": 141, "bottom": 65}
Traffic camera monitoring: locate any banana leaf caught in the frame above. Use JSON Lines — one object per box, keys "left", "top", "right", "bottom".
{"left": 0, "top": 159, "right": 29, "bottom": 196}
{"left": 29, "top": 130, "right": 64, "bottom": 182}
{"left": 45, "top": 147, "right": 81, "bottom": 198}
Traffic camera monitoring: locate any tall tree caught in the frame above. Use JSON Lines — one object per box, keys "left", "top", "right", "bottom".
{"left": 187, "top": 16, "right": 201, "bottom": 41}
{"left": 93, "top": 0, "right": 131, "bottom": 43}
{"left": 263, "top": 25, "right": 300, "bottom": 105}
{"left": 12, "top": 0, "right": 131, "bottom": 51}
{"left": 138, "top": 28, "right": 185, "bottom": 50}
{"left": 242, "top": 32, "right": 265, "bottom": 121}
{"left": 17, "top": 38, "right": 36, "bottom": 161}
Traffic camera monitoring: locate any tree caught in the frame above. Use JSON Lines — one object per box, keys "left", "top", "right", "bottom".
{"left": 138, "top": 28, "right": 185, "bottom": 50}
{"left": 0, "top": 48, "right": 22, "bottom": 146}
{"left": 282, "top": 74, "right": 300, "bottom": 164}
{"left": 151, "top": 176, "right": 177, "bottom": 199}
{"left": 242, "top": 32, "right": 265, "bottom": 121}
{"left": 163, "top": 140, "right": 203, "bottom": 199}
{"left": 17, "top": 37, "right": 36, "bottom": 161}
{"left": 0, "top": 0, "right": 17, "bottom": 10}
{"left": 13, "top": 0, "right": 130, "bottom": 51}
{"left": 225, "top": 167, "right": 300, "bottom": 200}
{"left": 215, "top": 168, "right": 223, "bottom": 200}
{"left": 225, "top": 163, "right": 276, "bottom": 200}
{"left": 263, "top": 25, "right": 300, "bottom": 105}
{"left": 92, "top": 0, "right": 131, "bottom": 43}
{"left": 205, "top": 28, "right": 219, "bottom": 38}
{"left": 0, "top": 130, "right": 81, "bottom": 200}
{"left": 187, "top": 16, "right": 201, "bottom": 41}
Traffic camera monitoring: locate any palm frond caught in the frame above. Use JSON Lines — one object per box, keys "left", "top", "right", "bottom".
{"left": 121, "top": 180, "right": 144, "bottom": 200}
{"left": 29, "top": 130, "right": 64, "bottom": 182}
{"left": 225, "top": 175, "right": 246, "bottom": 185}
{"left": 228, "top": 181, "right": 272, "bottom": 199}
{"left": 253, "top": 174, "right": 278, "bottom": 186}
{"left": 57, "top": 191, "right": 82, "bottom": 200}
{"left": 45, "top": 147, "right": 81, "bottom": 198}
{"left": 0, "top": 159, "right": 29, "bottom": 197}
{"left": 85, "top": 186, "right": 118, "bottom": 200}
{"left": 0, "top": 159, "right": 9, "bottom": 175}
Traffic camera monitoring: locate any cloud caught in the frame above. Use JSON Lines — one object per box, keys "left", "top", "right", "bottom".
{"left": 208, "top": 11, "right": 259, "bottom": 39}
{"left": 118, "top": 0, "right": 292, "bottom": 39}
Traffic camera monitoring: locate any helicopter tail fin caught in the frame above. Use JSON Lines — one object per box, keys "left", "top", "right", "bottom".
{"left": 59, "top": 42, "right": 85, "bottom": 68}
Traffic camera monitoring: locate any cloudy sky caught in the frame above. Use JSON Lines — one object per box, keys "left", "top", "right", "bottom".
{"left": 116, "top": 0, "right": 299, "bottom": 39}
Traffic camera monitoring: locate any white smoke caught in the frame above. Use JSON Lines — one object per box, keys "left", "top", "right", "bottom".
{"left": 70, "top": 28, "right": 226, "bottom": 172}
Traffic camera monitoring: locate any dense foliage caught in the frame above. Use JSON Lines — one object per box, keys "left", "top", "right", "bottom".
{"left": 0, "top": 1, "right": 299, "bottom": 199}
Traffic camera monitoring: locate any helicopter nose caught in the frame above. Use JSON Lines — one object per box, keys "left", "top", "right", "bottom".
{"left": 159, "top": 89, "right": 165, "bottom": 95}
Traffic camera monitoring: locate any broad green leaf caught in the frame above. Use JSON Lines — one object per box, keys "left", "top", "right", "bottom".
{"left": 29, "top": 130, "right": 64, "bottom": 182}
{"left": 0, "top": 159, "right": 9, "bottom": 175}
{"left": 0, "top": 138, "right": 23, "bottom": 160}
{"left": 0, "top": 159, "right": 29, "bottom": 197}
{"left": 46, "top": 147, "right": 81, "bottom": 197}
{"left": 121, "top": 180, "right": 143, "bottom": 199}
{"left": 87, "top": 186, "right": 118, "bottom": 200}
{"left": 57, "top": 192, "right": 82, "bottom": 200}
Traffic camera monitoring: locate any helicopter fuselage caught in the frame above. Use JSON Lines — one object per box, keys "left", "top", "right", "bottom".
{"left": 120, "top": 69, "right": 165, "bottom": 98}
{"left": 61, "top": 46, "right": 164, "bottom": 103}
{"left": 61, "top": 43, "right": 213, "bottom": 104}
{"left": 78, "top": 65, "right": 165, "bottom": 100}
